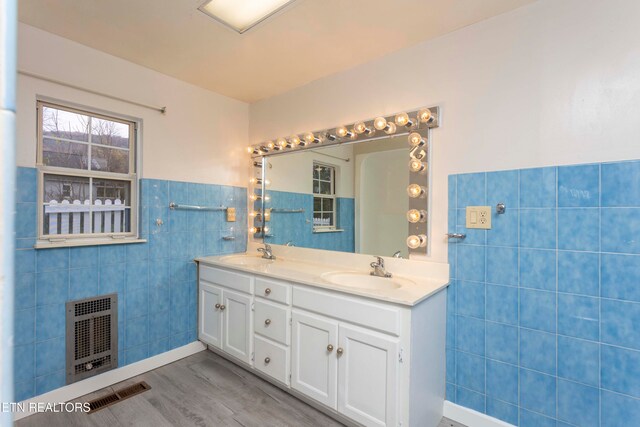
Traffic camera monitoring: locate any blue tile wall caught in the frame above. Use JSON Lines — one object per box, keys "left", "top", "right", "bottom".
{"left": 263, "top": 190, "right": 355, "bottom": 252}
{"left": 12, "top": 167, "right": 247, "bottom": 401}
{"left": 447, "top": 160, "right": 640, "bottom": 427}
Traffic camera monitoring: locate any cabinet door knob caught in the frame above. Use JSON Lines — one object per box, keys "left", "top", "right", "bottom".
{"left": 215, "top": 303, "right": 221, "bottom": 309}
{"left": 327, "top": 344, "right": 334, "bottom": 352}
{"left": 264, "top": 319, "right": 271, "bottom": 326}
{"left": 264, "top": 357, "right": 271, "bottom": 364}
{"left": 220, "top": 304, "right": 226, "bottom": 311}
{"left": 264, "top": 288, "right": 272, "bottom": 295}
{"left": 336, "top": 347, "right": 344, "bottom": 356}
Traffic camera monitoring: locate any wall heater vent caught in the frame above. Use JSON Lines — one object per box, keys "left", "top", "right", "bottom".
{"left": 66, "top": 293, "right": 118, "bottom": 384}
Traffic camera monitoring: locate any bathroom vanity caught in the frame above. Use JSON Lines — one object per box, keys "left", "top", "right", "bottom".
{"left": 196, "top": 247, "right": 449, "bottom": 427}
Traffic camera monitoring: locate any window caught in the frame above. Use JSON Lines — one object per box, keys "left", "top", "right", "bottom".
{"left": 312, "top": 162, "right": 336, "bottom": 230}
{"left": 36, "top": 101, "right": 139, "bottom": 247}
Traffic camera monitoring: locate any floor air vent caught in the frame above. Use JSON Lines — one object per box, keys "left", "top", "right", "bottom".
{"left": 87, "top": 382, "right": 152, "bottom": 413}
{"left": 66, "top": 294, "right": 118, "bottom": 384}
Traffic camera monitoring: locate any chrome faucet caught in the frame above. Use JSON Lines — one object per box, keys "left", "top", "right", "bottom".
{"left": 370, "top": 256, "right": 392, "bottom": 278}
{"left": 257, "top": 243, "right": 276, "bottom": 260}
{"left": 392, "top": 251, "right": 403, "bottom": 259}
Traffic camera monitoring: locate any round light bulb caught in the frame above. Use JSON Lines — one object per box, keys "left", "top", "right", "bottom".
{"left": 407, "top": 209, "right": 427, "bottom": 223}
{"left": 247, "top": 146, "right": 254, "bottom": 154}
{"left": 249, "top": 177, "right": 259, "bottom": 185}
{"left": 395, "top": 112, "right": 410, "bottom": 126}
{"left": 249, "top": 226, "right": 258, "bottom": 234}
{"left": 336, "top": 126, "right": 348, "bottom": 138}
{"left": 418, "top": 108, "right": 432, "bottom": 123}
{"left": 374, "top": 117, "right": 388, "bottom": 130}
{"left": 384, "top": 122, "right": 397, "bottom": 135}
{"left": 249, "top": 211, "right": 257, "bottom": 218}
{"left": 303, "top": 132, "right": 316, "bottom": 144}
{"left": 266, "top": 141, "right": 275, "bottom": 150}
{"left": 289, "top": 135, "right": 300, "bottom": 146}
{"left": 264, "top": 194, "right": 271, "bottom": 202}
{"left": 249, "top": 194, "right": 258, "bottom": 201}
{"left": 407, "top": 184, "right": 425, "bottom": 198}
{"left": 406, "top": 234, "right": 427, "bottom": 249}
{"left": 276, "top": 137, "right": 287, "bottom": 148}
{"left": 264, "top": 179, "right": 271, "bottom": 187}
{"left": 354, "top": 121, "right": 367, "bottom": 134}
{"left": 409, "top": 159, "right": 426, "bottom": 173}
{"left": 408, "top": 132, "right": 425, "bottom": 147}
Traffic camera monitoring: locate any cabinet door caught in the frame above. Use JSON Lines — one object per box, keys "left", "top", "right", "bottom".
{"left": 222, "top": 289, "right": 252, "bottom": 364}
{"left": 199, "top": 282, "right": 223, "bottom": 349}
{"left": 338, "top": 324, "right": 399, "bottom": 427}
{"left": 291, "top": 310, "right": 339, "bottom": 409}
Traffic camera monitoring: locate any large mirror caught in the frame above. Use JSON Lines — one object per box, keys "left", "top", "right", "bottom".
{"left": 264, "top": 137, "right": 411, "bottom": 257}
{"left": 248, "top": 107, "right": 438, "bottom": 257}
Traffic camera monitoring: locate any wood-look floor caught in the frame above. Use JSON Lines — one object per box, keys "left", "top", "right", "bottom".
{"left": 16, "top": 350, "right": 466, "bottom": 427}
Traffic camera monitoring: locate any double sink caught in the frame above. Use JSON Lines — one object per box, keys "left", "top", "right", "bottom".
{"left": 219, "top": 254, "right": 414, "bottom": 291}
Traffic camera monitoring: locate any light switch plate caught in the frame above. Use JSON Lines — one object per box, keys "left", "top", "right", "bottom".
{"left": 466, "top": 206, "right": 491, "bottom": 229}
{"left": 226, "top": 207, "right": 236, "bottom": 222}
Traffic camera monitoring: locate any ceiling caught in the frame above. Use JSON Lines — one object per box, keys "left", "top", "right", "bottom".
{"left": 19, "top": 0, "right": 537, "bottom": 103}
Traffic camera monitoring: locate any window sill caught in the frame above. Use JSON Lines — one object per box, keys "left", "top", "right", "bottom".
{"left": 34, "top": 237, "right": 147, "bottom": 249}
{"left": 312, "top": 228, "right": 345, "bottom": 234}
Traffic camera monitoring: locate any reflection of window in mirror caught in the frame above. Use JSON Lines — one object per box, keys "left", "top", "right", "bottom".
{"left": 312, "top": 162, "right": 336, "bottom": 230}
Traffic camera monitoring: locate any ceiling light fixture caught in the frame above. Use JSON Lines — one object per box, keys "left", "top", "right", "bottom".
{"left": 199, "top": 0, "right": 297, "bottom": 34}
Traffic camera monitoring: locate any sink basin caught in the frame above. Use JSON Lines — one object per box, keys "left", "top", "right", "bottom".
{"left": 220, "top": 255, "right": 274, "bottom": 266}
{"left": 321, "top": 272, "right": 413, "bottom": 290}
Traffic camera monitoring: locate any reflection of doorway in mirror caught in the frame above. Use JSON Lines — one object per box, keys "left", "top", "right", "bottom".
{"left": 355, "top": 148, "right": 409, "bottom": 258}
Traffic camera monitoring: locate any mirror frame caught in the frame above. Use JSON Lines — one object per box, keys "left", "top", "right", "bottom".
{"left": 248, "top": 106, "right": 440, "bottom": 255}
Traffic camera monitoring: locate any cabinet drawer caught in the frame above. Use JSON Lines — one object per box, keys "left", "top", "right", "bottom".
{"left": 254, "top": 336, "right": 289, "bottom": 385}
{"left": 254, "top": 300, "right": 290, "bottom": 345}
{"left": 255, "top": 277, "right": 291, "bottom": 305}
{"left": 293, "top": 287, "right": 401, "bottom": 336}
{"left": 199, "top": 264, "right": 252, "bottom": 294}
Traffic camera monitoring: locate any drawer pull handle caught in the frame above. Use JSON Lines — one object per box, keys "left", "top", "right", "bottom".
{"left": 264, "top": 357, "right": 271, "bottom": 364}
{"left": 336, "top": 347, "right": 344, "bottom": 356}
{"left": 265, "top": 288, "right": 272, "bottom": 295}
{"left": 220, "top": 305, "right": 226, "bottom": 311}
{"left": 327, "top": 344, "right": 334, "bottom": 352}
{"left": 264, "top": 319, "right": 272, "bottom": 326}
{"left": 215, "top": 303, "right": 221, "bottom": 309}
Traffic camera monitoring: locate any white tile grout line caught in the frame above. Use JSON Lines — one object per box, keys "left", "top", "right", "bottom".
{"left": 555, "top": 167, "right": 559, "bottom": 423}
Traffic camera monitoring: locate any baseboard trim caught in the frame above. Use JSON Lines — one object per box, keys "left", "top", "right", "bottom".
{"left": 443, "top": 401, "right": 515, "bottom": 427}
{"left": 14, "top": 341, "right": 206, "bottom": 421}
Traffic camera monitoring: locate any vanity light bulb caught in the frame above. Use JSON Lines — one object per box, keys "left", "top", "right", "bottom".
{"left": 249, "top": 194, "right": 258, "bottom": 201}
{"left": 409, "top": 159, "right": 426, "bottom": 173}
{"left": 303, "top": 132, "right": 316, "bottom": 144}
{"left": 289, "top": 135, "right": 301, "bottom": 146}
{"left": 266, "top": 141, "right": 275, "bottom": 150}
{"left": 373, "top": 117, "right": 388, "bottom": 131}
{"left": 395, "top": 112, "right": 411, "bottom": 127}
{"left": 384, "top": 122, "right": 397, "bottom": 135}
{"left": 264, "top": 179, "right": 271, "bottom": 187}
{"left": 249, "top": 211, "right": 257, "bottom": 218}
{"left": 249, "top": 226, "right": 258, "bottom": 234}
{"left": 418, "top": 108, "right": 433, "bottom": 123}
{"left": 354, "top": 121, "right": 367, "bottom": 134}
{"left": 247, "top": 146, "right": 254, "bottom": 154}
{"left": 406, "top": 234, "right": 427, "bottom": 249}
{"left": 408, "top": 132, "right": 425, "bottom": 147}
{"left": 407, "top": 209, "right": 427, "bottom": 223}
{"left": 276, "top": 137, "right": 287, "bottom": 149}
{"left": 336, "top": 126, "right": 348, "bottom": 138}
{"left": 263, "top": 226, "right": 271, "bottom": 234}
{"left": 407, "top": 184, "right": 425, "bottom": 198}
{"left": 264, "top": 194, "right": 271, "bottom": 202}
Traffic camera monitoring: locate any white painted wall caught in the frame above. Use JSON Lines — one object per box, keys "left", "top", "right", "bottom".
{"left": 249, "top": 0, "right": 640, "bottom": 262}
{"left": 16, "top": 23, "right": 249, "bottom": 187}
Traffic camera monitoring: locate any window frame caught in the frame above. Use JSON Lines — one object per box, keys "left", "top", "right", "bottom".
{"left": 312, "top": 161, "right": 337, "bottom": 231}
{"left": 35, "top": 100, "right": 142, "bottom": 248}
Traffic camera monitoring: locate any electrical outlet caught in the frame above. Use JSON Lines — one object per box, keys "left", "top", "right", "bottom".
{"left": 226, "top": 207, "right": 236, "bottom": 222}
{"left": 466, "top": 206, "right": 492, "bottom": 229}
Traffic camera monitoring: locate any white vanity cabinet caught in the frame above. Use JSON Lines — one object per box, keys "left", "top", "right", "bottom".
{"left": 198, "top": 266, "right": 253, "bottom": 365}
{"left": 197, "top": 261, "right": 447, "bottom": 427}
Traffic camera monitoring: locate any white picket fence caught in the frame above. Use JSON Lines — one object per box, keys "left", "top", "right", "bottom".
{"left": 45, "top": 199, "right": 128, "bottom": 235}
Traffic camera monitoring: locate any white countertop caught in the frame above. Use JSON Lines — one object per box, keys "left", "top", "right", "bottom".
{"left": 195, "top": 252, "right": 450, "bottom": 307}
